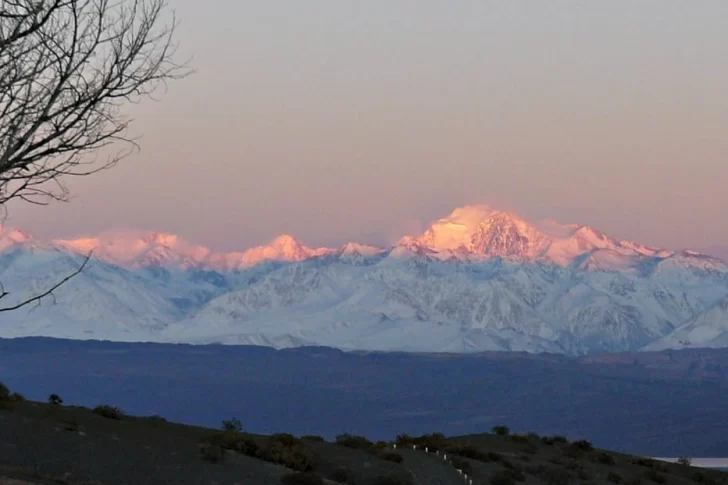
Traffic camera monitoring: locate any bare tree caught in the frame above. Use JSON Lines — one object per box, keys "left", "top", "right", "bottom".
{"left": 0, "top": 0, "right": 189, "bottom": 312}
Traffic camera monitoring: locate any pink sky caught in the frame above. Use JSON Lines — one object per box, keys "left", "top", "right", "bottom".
{"left": 6, "top": 1, "right": 728, "bottom": 252}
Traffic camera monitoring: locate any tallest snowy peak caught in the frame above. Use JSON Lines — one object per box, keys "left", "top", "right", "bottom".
{"left": 396, "top": 204, "right": 677, "bottom": 265}
{"left": 408, "top": 204, "right": 549, "bottom": 258}
{"left": 433, "top": 205, "right": 532, "bottom": 235}
{"left": 445, "top": 204, "right": 500, "bottom": 226}
{"left": 268, "top": 234, "right": 302, "bottom": 251}
{"left": 413, "top": 204, "right": 501, "bottom": 249}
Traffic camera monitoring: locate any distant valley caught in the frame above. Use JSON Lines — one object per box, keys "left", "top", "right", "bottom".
{"left": 2, "top": 337, "right": 728, "bottom": 457}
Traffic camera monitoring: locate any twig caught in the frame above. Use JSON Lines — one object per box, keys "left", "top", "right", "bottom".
{"left": 0, "top": 252, "right": 92, "bottom": 312}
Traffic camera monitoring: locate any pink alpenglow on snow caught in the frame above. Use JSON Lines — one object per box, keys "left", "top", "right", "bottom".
{"left": 53, "top": 231, "right": 334, "bottom": 271}
{"left": 0, "top": 225, "right": 32, "bottom": 252}
{"left": 2, "top": 205, "right": 721, "bottom": 273}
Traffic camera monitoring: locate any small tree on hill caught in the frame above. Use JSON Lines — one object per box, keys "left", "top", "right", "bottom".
{"left": 222, "top": 417, "right": 242, "bottom": 432}
{"left": 492, "top": 425, "right": 510, "bottom": 436}
{"left": 48, "top": 393, "right": 63, "bottom": 405}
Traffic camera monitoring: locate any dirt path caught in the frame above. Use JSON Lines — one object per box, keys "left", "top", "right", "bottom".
{"left": 398, "top": 448, "right": 467, "bottom": 485}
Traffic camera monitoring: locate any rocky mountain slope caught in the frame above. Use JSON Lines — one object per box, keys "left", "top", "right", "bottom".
{"left": 1, "top": 205, "right": 727, "bottom": 354}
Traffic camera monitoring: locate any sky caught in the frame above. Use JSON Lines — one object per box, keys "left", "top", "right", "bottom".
{"left": 6, "top": 1, "right": 728, "bottom": 251}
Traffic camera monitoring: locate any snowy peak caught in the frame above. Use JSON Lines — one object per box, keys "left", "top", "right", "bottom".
{"left": 572, "top": 226, "right": 612, "bottom": 245}
{"left": 401, "top": 205, "right": 630, "bottom": 264}
{"left": 267, "top": 234, "right": 308, "bottom": 256}
{"left": 561, "top": 227, "right": 662, "bottom": 259}
{"left": 54, "top": 230, "right": 212, "bottom": 269}
{"left": 415, "top": 204, "right": 502, "bottom": 250}
{"left": 405, "top": 205, "right": 549, "bottom": 259}
{"left": 337, "top": 242, "right": 384, "bottom": 258}
{"left": 0, "top": 224, "right": 33, "bottom": 252}
{"left": 390, "top": 205, "right": 705, "bottom": 270}
{"left": 618, "top": 240, "right": 666, "bottom": 258}
{"left": 233, "top": 234, "right": 332, "bottom": 268}
{"left": 333, "top": 242, "right": 386, "bottom": 264}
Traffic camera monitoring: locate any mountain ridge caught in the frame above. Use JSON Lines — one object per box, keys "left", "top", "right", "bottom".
{"left": 1, "top": 205, "right": 727, "bottom": 355}
{"left": 3, "top": 205, "right": 717, "bottom": 272}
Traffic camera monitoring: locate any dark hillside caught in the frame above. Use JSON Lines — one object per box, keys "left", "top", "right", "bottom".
{"left": 0, "top": 390, "right": 424, "bottom": 485}
{"left": 2, "top": 386, "right": 727, "bottom": 485}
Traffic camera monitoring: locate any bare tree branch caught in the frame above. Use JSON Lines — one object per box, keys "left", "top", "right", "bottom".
{"left": 0, "top": 251, "right": 92, "bottom": 312}
{"left": 0, "top": 0, "right": 190, "bottom": 313}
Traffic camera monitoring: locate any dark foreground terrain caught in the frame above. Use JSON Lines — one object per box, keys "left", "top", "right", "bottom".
{"left": 2, "top": 338, "right": 728, "bottom": 456}
{"left": 2, "top": 382, "right": 727, "bottom": 485}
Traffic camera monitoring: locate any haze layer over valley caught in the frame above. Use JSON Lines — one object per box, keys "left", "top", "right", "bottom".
{"left": 2, "top": 205, "right": 728, "bottom": 355}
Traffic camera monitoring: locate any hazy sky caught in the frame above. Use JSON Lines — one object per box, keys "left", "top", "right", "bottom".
{"left": 7, "top": 1, "right": 728, "bottom": 251}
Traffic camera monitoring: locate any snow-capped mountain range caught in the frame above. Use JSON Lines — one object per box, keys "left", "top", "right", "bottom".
{"left": 1, "top": 204, "right": 727, "bottom": 355}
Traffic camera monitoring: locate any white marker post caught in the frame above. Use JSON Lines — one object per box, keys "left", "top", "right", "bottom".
{"left": 393, "top": 444, "right": 397, "bottom": 449}
{"left": 425, "top": 446, "right": 429, "bottom": 453}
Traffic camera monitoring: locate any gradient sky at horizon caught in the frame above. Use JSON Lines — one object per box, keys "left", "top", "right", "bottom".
{"left": 6, "top": 1, "right": 728, "bottom": 251}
